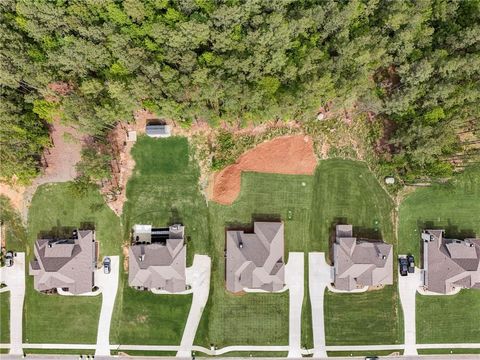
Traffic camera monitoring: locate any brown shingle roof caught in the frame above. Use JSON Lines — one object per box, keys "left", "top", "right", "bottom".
{"left": 128, "top": 225, "right": 186, "bottom": 293}
{"left": 422, "top": 230, "right": 480, "bottom": 294}
{"left": 333, "top": 225, "right": 393, "bottom": 291}
{"left": 29, "top": 230, "right": 97, "bottom": 294}
{"left": 225, "top": 222, "right": 285, "bottom": 293}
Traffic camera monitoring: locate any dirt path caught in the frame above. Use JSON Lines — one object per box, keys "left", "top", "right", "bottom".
{"left": 211, "top": 135, "right": 317, "bottom": 205}
{"left": 0, "top": 120, "right": 85, "bottom": 221}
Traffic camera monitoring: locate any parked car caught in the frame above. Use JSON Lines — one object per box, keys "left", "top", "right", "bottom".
{"left": 399, "top": 257, "right": 408, "bottom": 276}
{"left": 103, "top": 257, "right": 111, "bottom": 274}
{"left": 407, "top": 255, "right": 415, "bottom": 273}
{"left": 365, "top": 356, "right": 379, "bottom": 360}
{"left": 5, "top": 251, "right": 14, "bottom": 267}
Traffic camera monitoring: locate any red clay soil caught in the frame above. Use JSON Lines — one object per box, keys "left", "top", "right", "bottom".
{"left": 212, "top": 135, "right": 317, "bottom": 205}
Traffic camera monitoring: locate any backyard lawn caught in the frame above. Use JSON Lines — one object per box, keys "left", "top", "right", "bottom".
{"left": 398, "top": 166, "right": 480, "bottom": 344}
{"left": 24, "top": 182, "right": 121, "bottom": 343}
{"left": 398, "top": 165, "right": 480, "bottom": 260}
{"left": 313, "top": 160, "right": 402, "bottom": 345}
{"left": 196, "top": 171, "right": 314, "bottom": 347}
{"left": 0, "top": 292, "right": 9, "bottom": 343}
{"left": 112, "top": 136, "right": 207, "bottom": 345}
{"left": 122, "top": 136, "right": 210, "bottom": 263}
{"left": 416, "top": 290, "right": 480, "bottom": 343}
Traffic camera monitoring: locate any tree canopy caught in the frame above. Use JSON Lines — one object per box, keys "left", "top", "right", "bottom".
{"left": 1, "top": 0, "right": 479, "bottom": 183}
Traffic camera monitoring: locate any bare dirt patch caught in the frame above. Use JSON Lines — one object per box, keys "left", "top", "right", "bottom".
{"left": 211, "top": 135, "right": 317, "bottom": 205}
{"left": 1, "top": 119, "right": 85, "bottom": 221}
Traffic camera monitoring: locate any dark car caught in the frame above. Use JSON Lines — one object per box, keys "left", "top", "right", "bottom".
{"left": 5, "top": 251, "right": 14, "bottom": 267}
{"left": 103, "top": 257, "right": 111, "bottom": 274}
{"left": 365, "top": 356, "right": 379, "bottom": 360}
{"left": 407, "top": 255, "right": 415, "bottom": 273}
{"left": 399, "top": 257, "right": 408, "bottom": 276}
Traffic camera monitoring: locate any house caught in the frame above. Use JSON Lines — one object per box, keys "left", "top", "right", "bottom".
{"left": 129, "top": 224, "right": 186, "bottom": 293}
{"left": 29, "top": 229, "right": 97, "bottom": 294}
{"left": 145, "top": 122, "right": 171, "bottom": 138}
{"left": 333, "top": 224, "right": 393, "bottom": 291}
{"left": 422, "top": 229, "right": 480, "bottom": 294}
{"left": 225, "top": 222, "right": 285, "bottom": 293}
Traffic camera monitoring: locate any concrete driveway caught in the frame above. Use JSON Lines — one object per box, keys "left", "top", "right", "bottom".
{"left": 285, "top": 252, "right": 304, "bottom": 358}
{"left": 95, "top": 256, "right": 120, "bottom": 357}
{"left": 398, "top": 263, "right": 422, "bottom": 356}
{"left": 308, "top": 252, "right": 332, "bottom": 358}
{"left": 176, "top": 255, "right": 211, "bottom": 358}
{"left": 0, "top": 252, "right": 26, "bottom": 355}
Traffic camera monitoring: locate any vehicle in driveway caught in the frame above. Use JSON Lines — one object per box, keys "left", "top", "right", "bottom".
{"left": 365, "top": 356, "right": 379, "bottom": 360}
{"left": 407, "top": 255, "right": 415, "bottom": 273}
{"left": 103, "top": 257, "right": 111, "bottom": 274}
{"left": 5, "top": 251, "right": 14, "bottom": 267}
{"left": 399, "top": 257, "right": 408, "bottom": 276}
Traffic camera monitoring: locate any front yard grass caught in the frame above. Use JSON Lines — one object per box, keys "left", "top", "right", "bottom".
{"left": 416, "top": 291, "right": 480, "bottom": 344}
{"left": 24, "top": 182, "right": 121, "bottom": 343}
{"left": 324, "top": 286, "right": 402, "bottom": 345}
{"left": 111, "top": 136, "right": 207, "bottom": 345}
{"left": 0, "top": 292, "right": 9, "bottom": 343}
{"left": 195, "top": 172, "right": 314, "bottom": 347}
{"left": 313, "top": 159, "right": 402, "bottom": 345}
{"left": 110, "top": 274, "right": 192, "bottom": 345}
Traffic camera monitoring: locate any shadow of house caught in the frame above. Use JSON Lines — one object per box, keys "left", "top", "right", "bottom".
{"left": 416, "top": 219, "right": 476, "bottom": 268}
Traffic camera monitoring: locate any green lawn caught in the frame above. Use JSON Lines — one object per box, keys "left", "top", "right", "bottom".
{"left": 398, "top": 165, "right": 480, "bottom": 261}
{"left": 123, "top": 136, "right": 210, "bottom": 263}
{"left": 0, "top": 195, "right": 28, "bottom": 252}
{"left": 27, "top": 183, "right": 122, "bottom": 256}
{"left": 310, "top": 159, "right": 395, "bottom": 254}
{"left": 324, "top": 286, "right": 403, "bottom": 345}
{"left": 24, "top": 182, "right": 121, "bottom": 343}
{"left": 23, "top": 276, "right": 102, "bottom": 343}
{"left": 0, "top": 292, "right": 9, "bottom": 343}
{"left": 110, "top": 274, "right": 192, "bottom": 345}
{"left": 112, "top": 136, "right": 207, "bottom": 345}
{"left": 416, "top": 291, "right": 480, "bottom": 344}
{"left": 196, "top": 172, "right": 314, "bottom": 347}
{"left": 399, "top": 166, "right": 480, "bottom": 344}
{"left": 313, "top": 160, "right": 402, "bottom": 345}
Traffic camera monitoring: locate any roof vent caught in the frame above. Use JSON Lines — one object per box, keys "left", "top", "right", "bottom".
{"left": 382, "top": 255, "right": 386, "bottom": 260}
{"left": 239, "top": 240, "right": 243, "bottom": 249}
{"left": 139, "top": 254, "right": 145, "bottom": 262}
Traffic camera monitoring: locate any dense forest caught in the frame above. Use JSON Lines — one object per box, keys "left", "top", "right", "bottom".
{"left": 1, "top": 0, "right": 479, "bottom": 184}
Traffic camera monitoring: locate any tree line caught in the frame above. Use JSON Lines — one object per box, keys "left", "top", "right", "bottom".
{"left": 1, "top": 0, "right": 479, "bottom": 184}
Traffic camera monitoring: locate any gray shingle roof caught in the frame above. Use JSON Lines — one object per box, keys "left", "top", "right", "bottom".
{"left": 333, "top": 224, "right": 393, "bottom": 291}
{"left": 29, "top": 230, "right": 97, "bottom": 294}
{"left": 226, "top": 222, "right": 285, "bottom": 293}
{"left": 128, "top": 225, "right": 186, "bottom": 293}
{"left": 422, "top": 230, "right": 480, "bottom": 294}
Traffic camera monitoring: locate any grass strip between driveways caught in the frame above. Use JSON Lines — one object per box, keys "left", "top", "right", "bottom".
{"left": 0, "top": 292, "right": 9, "bottom": 343}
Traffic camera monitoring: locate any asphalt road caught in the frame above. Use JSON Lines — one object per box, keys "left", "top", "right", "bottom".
{"left": 1, "top": 355, "right": 479, "bottom": 360}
